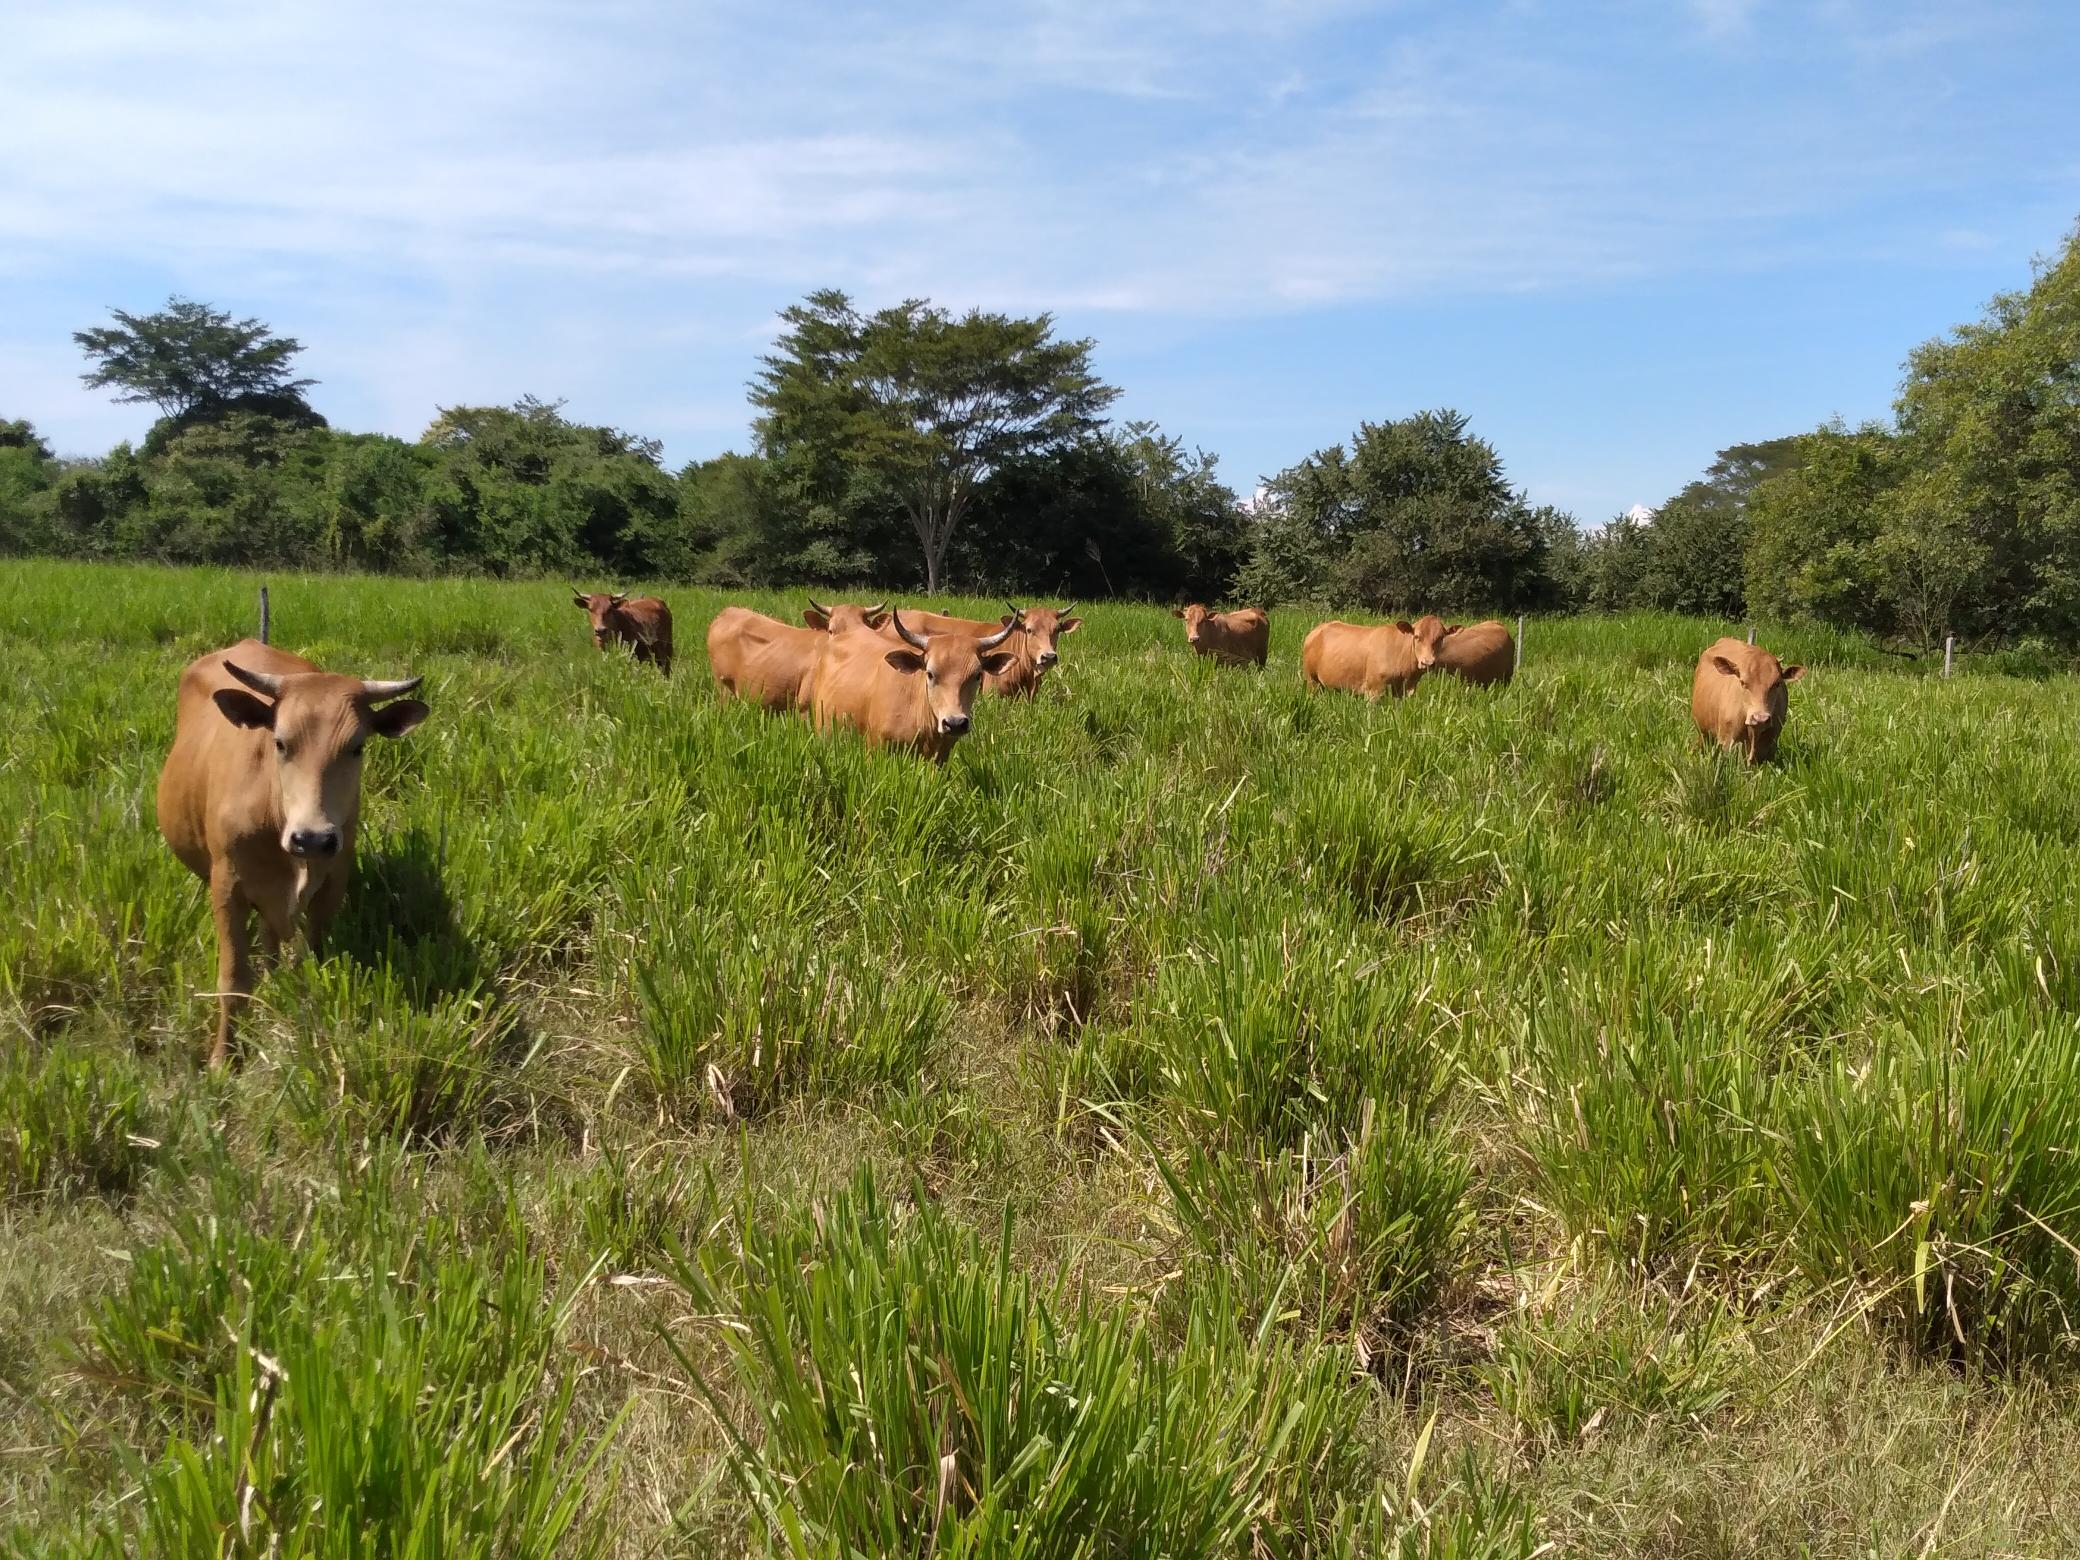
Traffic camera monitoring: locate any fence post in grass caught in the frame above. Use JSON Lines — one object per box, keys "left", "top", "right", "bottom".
{"left": 1944, "top": 635, "right": 1954, "bottom": 678}
{"left": 259, "top": 585, "right": 270, "bottom": 646}
{"left": 1746, "top": 625, "right": 1755, "bottom": 645}
{"left": 1515, "top": 615, "right": 1524, "bottom": 675}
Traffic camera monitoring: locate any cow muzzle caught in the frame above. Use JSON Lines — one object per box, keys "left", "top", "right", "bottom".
{"left": 287, "top": 827, "right": 342, "bottom": 859}
{"left": 1036, "top": 651, "right": 1058, "bottom": 668}
{"left": 938, "top": 714, "right": 970, "bottom": 735}
{"left": 1745, "top": 709, "right": 1772, "bottom": 727}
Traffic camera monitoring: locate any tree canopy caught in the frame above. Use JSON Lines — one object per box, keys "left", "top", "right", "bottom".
{"left": 752, "top": 290, "right": 1120, "bottom": 592}
{"left": 73, "top": 296, "right": 317, "bottom": 421}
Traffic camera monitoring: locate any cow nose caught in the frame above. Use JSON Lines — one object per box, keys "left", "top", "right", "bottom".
{"left": 288, "top": 827, "right": 341, "bottom": 858}
{"left": 1037, "top": 651, "right": 1058, "bottom": 667}
{"left": 1745, "top": 710, "right": 1771, "bottom": 727}
{"left": 940, "top": 713, "right": 970, "bottom": 734}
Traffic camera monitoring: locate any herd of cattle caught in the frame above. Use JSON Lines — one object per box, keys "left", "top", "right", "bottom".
{"left": 150, "top": 589, "right": 1804, "bottom": 1063}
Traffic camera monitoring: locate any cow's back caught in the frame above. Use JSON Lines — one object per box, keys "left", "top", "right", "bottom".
{"left": 1221, "top": 610, "right": 1270, "bottom": 665}
{"left": 710, "top": 608, "right": 819, "bottom": 710}
{"left": 157, "top": 640, "right": 319, "bottom": 878}
{"left": 1302, "top": 621, "right": 1371, "bottom": 690}
{"left": 1439, "top": 620, "right": 1514, "bottom": 686}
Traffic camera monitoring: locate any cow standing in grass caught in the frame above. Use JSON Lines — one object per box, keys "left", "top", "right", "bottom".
{"left": 1408, "top": 615, "right": 1516, "bottom": 687}
{"left": 156, "top": 640, "right": 430, "bottom": 1066}
{"left": 1302, "top": 619, "right": 1425, "bottom": 700}
{"left": 709, "top": 601, "right": 889, "bottom": 711}
{"left": 1173, "top": 604, "right": 1269, "bottom": 667}
{"left": 573, "top": 589, "right": 673, "bottom": 675}
{"left": 1692, "top": 637, "right": 1804, "bottom": 764}
{"left": 908, "top": 603, "right": 1081, "bottom": 698}
{"left": 810, "top": 608, "right": 1019, "bottom": 762}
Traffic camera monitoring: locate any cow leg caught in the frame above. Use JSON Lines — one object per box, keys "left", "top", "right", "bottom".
{"left": 207, "top": 865, "right": 253, "bottom": 1068}
{"left": 305, "top": 870, "right": 349, "bottom": 958}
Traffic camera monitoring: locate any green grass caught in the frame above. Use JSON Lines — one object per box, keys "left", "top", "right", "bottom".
{"left": 6, "top": 559, "right": 2080, "bottom": 1555}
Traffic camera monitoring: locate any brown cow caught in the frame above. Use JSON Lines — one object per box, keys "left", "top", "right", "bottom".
{"left": 908, "top": 602, "right": 1081, "bottom": 697}
{"left": 572, "top": 589, "right": 673, "bottom": 674}
{"left": 1173, "top": 604, "right": 1269, "bottom": 667}
{"left": 708, "top": 602, "right": 891, "bottom": 711}
{"left": 1408, "top": 615, "right": 1516, "bottom": 687}
{"left": 1302, "top": 619, "right": 1424, "bottom": 701}
{"left": 809, "top": 608, "right": 1018, "bottom": 762}
{"left": 156, "top": 640, "right": 429, "bottom": 1065}
{"left": 1692, "top": 637, "right": 1804, "bottom": 763}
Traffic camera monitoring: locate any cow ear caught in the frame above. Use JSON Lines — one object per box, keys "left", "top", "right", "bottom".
{"left": 1710, "top": 655, "right": 1741, "bottom": 678}
{"left": 884, "top": 649, "right": 927, "bottom": 676}
{"left": 370, "top": 698, "right": 430, "bottom": 739}
{"left": 999, "top": 614, "right": 1017, "bottom": 628}
{"left": 1780, "top": 664, "right": 1805, "bottom": 684}
{"left": 1443, "top": 624, "right": 1462, "bottom": 636}
{"left": 212, "top": 689, "right": 275, "bottom": 730}
{"left": 979, "top": 651, "right": 1016, "bottom": 677}
{"left": 802, "top": 608, "right": 831, "bottom": 630}
{"left": 1394, "top": 620, "right": 1414, "bottom": 634}
{"left": 1059, "top": 616, "right": 1082, "bottom": 634}
{"left": 864, "top": 609, "right": 890, "bottom": 629}
{"left": 1171, "top": 607, "right": 1186, "bottom": 618}
{"left": 610, "top": 593, "right": 629, "bottom": 606}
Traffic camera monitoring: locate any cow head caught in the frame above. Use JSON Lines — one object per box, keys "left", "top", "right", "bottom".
{"left": 1003, "top": 601, "right": 1080, "bottom": 670}
{"left": 1709, "top": 644, "right": 1805, "bottom": 726}
{"left": 1404, "top": 615, "right": 1452, "bottom": 670}
{"left": 213, "top": 664, "right": 430, "bottom": 860}
{"left": 1172, "top": 603, "right": 1212, "bottom": 646}
{"left": 572, "top": 589, "right": 630, "bottom": 648}
{"left": 887, "top": 608, "right": 1019, "bottom": 737}
{"left": 804, "top": 598, "right": 890, "bottom": 633}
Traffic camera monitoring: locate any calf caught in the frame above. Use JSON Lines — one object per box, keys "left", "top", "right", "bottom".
{"left": 1409, "top": 615, "right": 1515, "bottom": 686}
{"left": 156, "top": 640, "right": 429, "bottom": 1065}
{"left": 809, "top": 608, "right": 1018, "bottom": 762}
{"left": 1692, "top": 637, "right": 1803, "bottom": 763}
{"left": 1302, "top": 619, "right": 1424, "bottom": 701}
{"left": 1173, "top": 604, "right": 1269, "bottom": 667}
{"left": 573, "top": 589, "right": 673, "bottom": 674}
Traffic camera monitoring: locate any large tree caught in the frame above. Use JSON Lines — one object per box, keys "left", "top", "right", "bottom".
{"left": 74, "top": 296, "right": 316, "bottom": 420}
{"left": 751, "top": 289, "right": 1118, "bottom": 592}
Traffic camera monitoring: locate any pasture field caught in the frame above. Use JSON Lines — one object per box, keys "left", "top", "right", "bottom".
{"left": 6, "top": 557, "right": 2080, "bottom": 1556}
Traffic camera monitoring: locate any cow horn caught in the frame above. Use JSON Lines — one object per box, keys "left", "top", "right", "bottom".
{"left": 359, "top": 675, "right": 423, "bottom": 700}
{"left": 1003, "top": 599, "right": 1024, "bottom": 618}
{"left": 1057, "top": 603, "right": 1076, "bottom": 617}
{"left": 223, "top": 661, "right": 283, "bottom": 698}
{"left": 890, "top": 608, "right": 931, "bottom": 650}
{"left": 806, "top": 597, "right": 830, "bottom": 616}
{"left": 979, "top": 615, "right": 1019, "bottom": 650}
{"left": 865, "top": 601, "right": 886, "bottom": 616}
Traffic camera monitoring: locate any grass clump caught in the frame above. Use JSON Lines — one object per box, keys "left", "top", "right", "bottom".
{"left": 0, "top": 1039, "right": 157, "bottom": 1202}
{"left": 670, "top": 1171, "right": 1371, "bottom": 1555}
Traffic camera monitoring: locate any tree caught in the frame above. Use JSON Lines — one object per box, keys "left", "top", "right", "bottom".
{"left": 74, "top": 296, "right": 316, "bottom": 420}
{"left": 1237, "top": 410, "right": 1562, "bottom": 611}
{"left": 752, "top": 290, "right": 1119, "bottom": 593}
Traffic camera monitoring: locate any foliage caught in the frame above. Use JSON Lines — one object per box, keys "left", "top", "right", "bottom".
{"left": 72, "top": 295, "right": 316, "bottom": 420}
{"left": 1238, "top": 409, "right": 1568, "bottom": 612}
{"left": 1587, "top": 437, "right": 1804, "bottom": 617}
{"left": 751, "top": 288, "right": 1120, "bottom": 592}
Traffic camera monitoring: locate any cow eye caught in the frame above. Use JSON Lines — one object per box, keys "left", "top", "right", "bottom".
{"left": 273, "top": 737, "right": 286, "bottom": 757}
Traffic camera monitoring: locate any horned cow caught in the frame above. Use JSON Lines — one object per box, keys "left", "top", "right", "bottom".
{"left": 809, "top": 608, "right": 1018, "bottom": 761}
{"left": 907, "top": 603, "right": 1081, "bottom": 698}
{"left": 156, "top": 639, "right": 430, "bottom": 1065}
{"left": 1692, "top": 637, "right": 1804, "bottom": 763}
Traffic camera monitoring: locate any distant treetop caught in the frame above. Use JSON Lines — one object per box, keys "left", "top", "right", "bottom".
{"left": 73, "top": 295, "right": 316, "bottom": 421}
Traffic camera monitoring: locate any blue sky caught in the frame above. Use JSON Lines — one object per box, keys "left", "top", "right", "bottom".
{"left": 4, "top": 0, "right": 2077, "bottom": 522}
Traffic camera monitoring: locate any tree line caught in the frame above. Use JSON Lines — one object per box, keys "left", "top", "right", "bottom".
{"left": 5, "top": 218, "right": 2077, "bottom": 645}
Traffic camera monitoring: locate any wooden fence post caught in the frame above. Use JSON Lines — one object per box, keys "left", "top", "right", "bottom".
{"left": 259, "top": 585, "right": 270, "bottom": 646}
{"left": 1514, "top": 615, "right": 1524, "bottom": 675}
{"left": 1943, "top": 635, "right": 1954, "bottom": 678}
{"left": 1746, "top": 625, "right": 1755, "bottom": 645}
